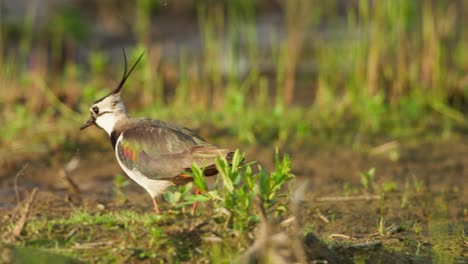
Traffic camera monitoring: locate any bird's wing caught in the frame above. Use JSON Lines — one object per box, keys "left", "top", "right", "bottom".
{"left": 116, "top": 121, "right": 232, "bottom": 181}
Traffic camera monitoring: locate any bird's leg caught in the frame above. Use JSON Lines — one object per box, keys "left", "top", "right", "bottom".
{"left": 191, "top": 187, "right": 201, "bottom": 214}
{"left": 152, "top": 197, "right": 160, "bottom": 213}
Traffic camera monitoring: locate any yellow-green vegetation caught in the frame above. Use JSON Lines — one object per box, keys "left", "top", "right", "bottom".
{"left": 189, "top": 150, "right": 294, "bottom": 230}
{"left": 1, "top": 1, "right": 467, "bottom": 159}
{"left": 3, "top": 152, "right": 294, "bottom": 263}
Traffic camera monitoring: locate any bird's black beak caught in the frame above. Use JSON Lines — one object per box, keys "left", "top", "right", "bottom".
{"left": 80, "top": 116, "right": 96, "bottom": 130}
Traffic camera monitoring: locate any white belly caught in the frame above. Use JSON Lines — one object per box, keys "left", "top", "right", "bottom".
{"left": 115, "top": 134, "right": 174, "bottom": 198}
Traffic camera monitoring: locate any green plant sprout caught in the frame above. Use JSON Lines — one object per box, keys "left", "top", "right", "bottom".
{"left": 182, "top": 150, "right": 294, "bottom": 231}
{"left": 360, "top": 167, "right": 376, "bottom": 192}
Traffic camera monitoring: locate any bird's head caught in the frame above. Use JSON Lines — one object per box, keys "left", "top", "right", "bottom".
{"left": 80, "top": 50, "right": 143, "bottom": 135}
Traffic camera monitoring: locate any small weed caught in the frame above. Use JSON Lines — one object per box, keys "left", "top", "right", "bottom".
{"left": 412, "top": 175, "right": 424, "bottom": 193}
{"left": 377, "top": 193, "right": 386, "bottom": 236}
{"left": 148, "top": 227, "right": 166, "bottom": 247}
{"left": 259, "top": 149, "right": 295, "bottom": 210}
{"left": 329, "top": 213, "right": 336, "bottom": 223}
{"left": 415, "top": 241, "right": 422, "bottom": 256}
{"left": 342, "top": 182, "right": 359, "bottom": 195}
{"left": 462, "top": 229, "right": 467, "bottom": 245}
{"left": 163, "top": 183, "right": 193, "bottom": 209}
{"left": 189, "top": 150, "right": 294, "bottom": 231}
{"left": 360, "top": 167, "right": 376, "bottom": 193}
{"left": 303, "top": 225, "right": 315, "bottom": 237}
{"left": 412, "top": 222, "right": 423, "bottom": 235}
{"left": 401, "top": 177, "right": 412, "bottom": 208}
{"left": 382, "top": 181, "right": 398, "bottom": 193}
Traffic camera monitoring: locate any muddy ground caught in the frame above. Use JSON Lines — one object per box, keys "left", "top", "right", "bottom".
{"left": 0, "top": 135, "right": 467, "bottom": 263}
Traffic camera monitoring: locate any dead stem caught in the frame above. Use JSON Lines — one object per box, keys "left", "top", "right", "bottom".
{"left": 239, "top": 182, "right": 309, "bottom": 264}
{"left": 4, "top": 188, "right": 38, "bottom": 243}
{"left": 13, "top": 163, "right": 29, "bottom": 204}
{"left": 71, "top": 241, "right": 116, "bottom": 250}
{"left": 344, "top": 240, "right": 382, "bottom": 249}
{"left": 370, "top": 141, "right": 399, "bottom": 155}
{"left": 316, "top": 195, "right": 380, "bottom": 202}
{"left": 316, "top": 209, "right": 330, "bottom": 224}
{"left": 59, "top": 156, "right": 81, "bottom": 194}
{"left": 329, "top": 234, "right": 354, "bottom": 240}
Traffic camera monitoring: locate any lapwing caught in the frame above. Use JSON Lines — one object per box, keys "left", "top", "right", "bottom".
{"left": 80, "top": 50, "right": 234, "bottom": 213}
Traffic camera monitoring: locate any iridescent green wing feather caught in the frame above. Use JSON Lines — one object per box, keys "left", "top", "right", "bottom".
{"left": 117, "top": 120, "right": 232, "bottom": 181}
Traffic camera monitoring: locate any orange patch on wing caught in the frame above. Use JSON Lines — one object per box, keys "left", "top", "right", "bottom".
{"left": 175, "top": 173, "right": 193, "bottom": 179}
{"left": 121, "top": 142, "right": 138, "bottom": 162}
{"left": 171, "top": 173, "right": 194, "bottom": 185}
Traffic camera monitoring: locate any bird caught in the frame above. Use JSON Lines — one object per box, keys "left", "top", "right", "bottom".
{"left": 80, "top": 50, "right": 234, "bottom": 213}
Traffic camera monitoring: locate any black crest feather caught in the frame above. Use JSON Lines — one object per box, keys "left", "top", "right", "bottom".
{"left": 112, "top": 49, "right": 144, "bottom": 94}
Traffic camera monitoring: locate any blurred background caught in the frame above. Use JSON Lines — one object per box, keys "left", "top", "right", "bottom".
{"left": 0, "top": 0, "right": 467, "bottom": 169}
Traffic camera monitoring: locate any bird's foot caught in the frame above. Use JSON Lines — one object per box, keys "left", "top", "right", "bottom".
{"left": 152, "top": 197, "right": 160, "bottom": 214}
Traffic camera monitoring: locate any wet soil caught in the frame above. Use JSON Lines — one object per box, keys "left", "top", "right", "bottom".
{"left": 0, "top": 135, "right": 467, "bottom": 263}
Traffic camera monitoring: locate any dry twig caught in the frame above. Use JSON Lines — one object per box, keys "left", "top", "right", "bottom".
{"left": 344, "top": 240, "right": 382, "bottom": 249}
{"left": 316, "top": 209, "right": 330, "bottom": 224}
{"left": 4, "top": 188, "right": 38, "bottom": 243}
{"left": 239, "top": 182, "right": 309, "bottom": 264}
{"left": 328, "top": 234, "right": 354, "bottom": 240}
{"left": 14, "top": 163, "right": 29, "bottom": 204}
{"left": 72, "top": 240, "right": 115, "bottom": 249}
{"left": 316, "top": 195, "right": 380, "bottom": 202}
{"left": 59, "top": 156, "right": 81, "bottom": 194}
{"left": 370, "top": 141, "right": 399, "bottom": 155}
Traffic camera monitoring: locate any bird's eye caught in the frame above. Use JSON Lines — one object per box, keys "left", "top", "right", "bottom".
{"left": 92, "top": 106, "right": 99, "bottom": 114}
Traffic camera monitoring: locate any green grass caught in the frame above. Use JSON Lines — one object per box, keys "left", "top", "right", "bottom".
{"left": 0, "top": 1, "right": 467, "bottom": 158}
{"left": 3, "top": 153, "right": 294, "bottom": 263}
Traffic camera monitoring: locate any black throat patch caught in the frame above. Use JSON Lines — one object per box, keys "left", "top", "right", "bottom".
{"left": 110, "top": 131, "right": 121, "bottom": 149}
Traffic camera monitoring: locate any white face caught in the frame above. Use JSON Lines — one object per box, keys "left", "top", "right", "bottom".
{"left": 89, "top": 94, "right": 126, "bottom": 135}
